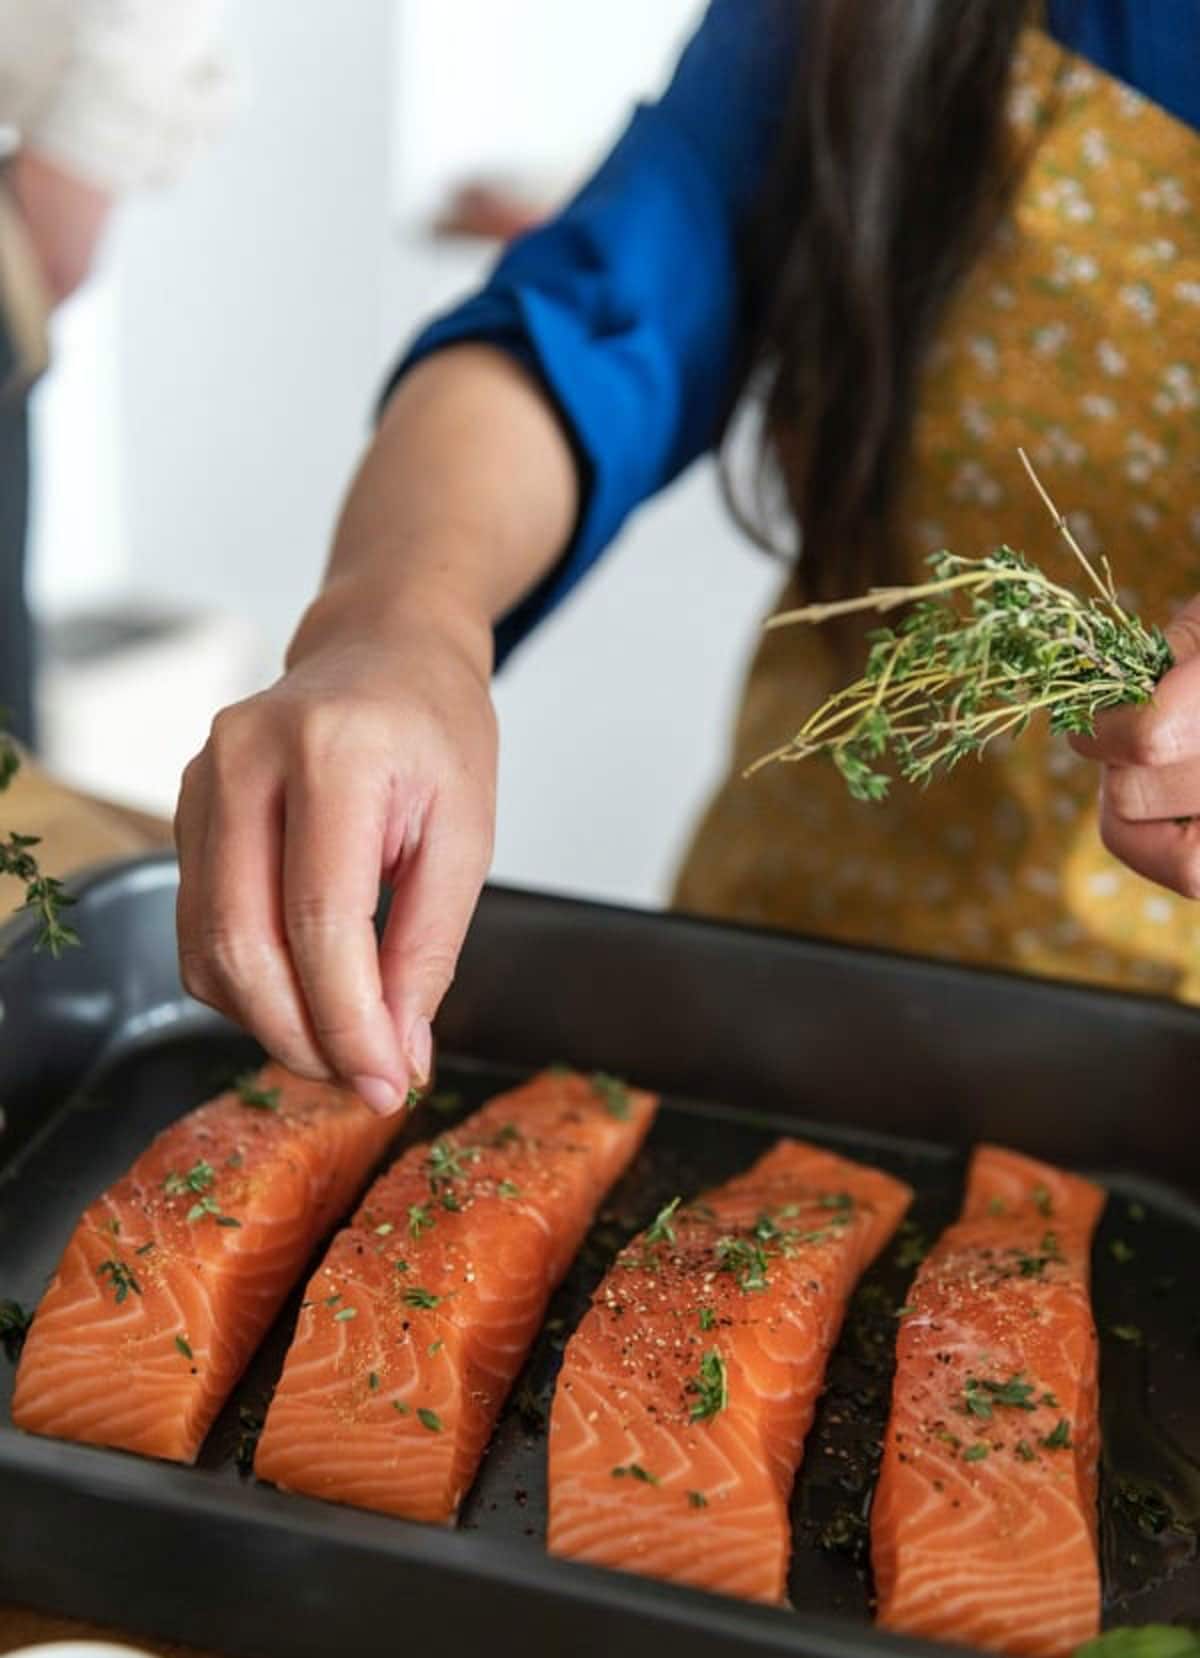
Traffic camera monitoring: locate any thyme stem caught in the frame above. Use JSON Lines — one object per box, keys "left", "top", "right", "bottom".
{"left": 750, "top": 456, "right": 1172, "bottom": 799}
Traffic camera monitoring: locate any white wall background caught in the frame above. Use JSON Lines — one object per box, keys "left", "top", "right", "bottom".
{"left": 30, "top": 0, "right": 779, "bottom": 908}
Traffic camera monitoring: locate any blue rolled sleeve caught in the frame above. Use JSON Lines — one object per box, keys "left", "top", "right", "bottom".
{"left": 386, "top": 0, "right": 792, "bottom": 663}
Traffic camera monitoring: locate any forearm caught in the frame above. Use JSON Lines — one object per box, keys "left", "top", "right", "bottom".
{"left": 288, "top": 344, "right": 580, "bottom": 674}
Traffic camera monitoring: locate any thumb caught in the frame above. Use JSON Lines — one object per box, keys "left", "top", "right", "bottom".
{"left": 1071, "top": 593, "right": 1200, "bottom": 767}
{"left": 378, "top": 795, "right": 492, "bottom": 1085}
{"left": 1164, "top": 593, "right": 1200, "bottom": 666}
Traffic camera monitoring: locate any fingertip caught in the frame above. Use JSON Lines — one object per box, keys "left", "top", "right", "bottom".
{"left": 405, "top": 1016, "right": 433, "bottom": 1088}
{"left": 351, "top": 1073, "right": 411, "bottom": 1117}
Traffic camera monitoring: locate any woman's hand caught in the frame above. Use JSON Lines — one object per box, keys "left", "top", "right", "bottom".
{"left": 1071, "top": 597, "right": 1200, "bottom": 898}
{"left": 174, "top": 345, "right": 580, "bottom": 1114}
{"left": 175, "top": 577, "right": 497, "bottom": 1117}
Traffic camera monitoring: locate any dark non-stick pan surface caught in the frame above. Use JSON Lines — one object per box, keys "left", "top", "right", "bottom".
{"left": 2, "top": 856, "right": 1199, "bottom": 1658}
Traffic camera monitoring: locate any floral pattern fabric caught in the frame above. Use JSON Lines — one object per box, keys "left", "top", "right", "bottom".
{"left": 675, "top": 30, "right": 1200, "bottom": 1002}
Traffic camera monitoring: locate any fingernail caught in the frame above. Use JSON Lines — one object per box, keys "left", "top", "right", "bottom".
{"left": 406, "top": 1017, "right": 432, "bottom": 1088}
{"left": 351, "top": 1075, "right": 403, "bottom": 1116}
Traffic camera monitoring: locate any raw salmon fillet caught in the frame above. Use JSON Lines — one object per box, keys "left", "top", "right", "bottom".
{"left": 548, "top": 1139, "right": 912, "bottom": 1603}
{"left": 872, "top": 1144, "right": 1106, "bottom": 1657}
{"left": 12, "top": 1064, "right": 396, "bottom": 1462}
{"left": 254, "top": 1068, "right": 658, "bottom": 1522}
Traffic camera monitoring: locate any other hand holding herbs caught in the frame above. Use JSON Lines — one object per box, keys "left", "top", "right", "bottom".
{"left": 750, "top": 453, "right": 1172, "bottom": 799}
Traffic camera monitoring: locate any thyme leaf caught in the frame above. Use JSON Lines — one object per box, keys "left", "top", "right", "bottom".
{"left": 408, "top": 1202, "right": 435, "bottom": 1239}
{"left": 590, "top": 1072, "right": 631, "bottom": 1119}
{"left": 403, "top": 1287, "right": 441, "bottom": 1310}
{"left": 0, "top": 825, "right": 80, "bottom": 956}
{"left": 687, "top": 1348, "right": 728, "bottom": 1422}
{"left": 425, "top": 1138, "right": 479, "bottom": 1195}
{"left": 645, "top": 1197, "right": 682, "bottom": 1248}
{"left": 1110, "top": 1323, "right": 1143, "bottom": 1345}
{"left": 236, "top": 1074, "right": 281, "bottom": 1111}
{"left": 964, "top": 1373, "right": 1037, "bottom": 1420}
{"left": 163, "top": 1160, "right": 215, "bottom": 1198}
{"left": 714, "top": 1234, "right": 771, "bottom": 1293}
{"left": 1042, "top": 1418, "right": 1073, "bottom": 1450}
{"left": 97, "top": 1259, "right": 141, "bottom": 1304}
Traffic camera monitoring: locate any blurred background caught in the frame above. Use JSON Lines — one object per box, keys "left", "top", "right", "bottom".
{"left": 25, "top": 0, "right": 778, "bottom": 908}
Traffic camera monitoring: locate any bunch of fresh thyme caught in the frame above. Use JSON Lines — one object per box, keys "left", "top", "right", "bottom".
{"left": 749, "top": 452, "right": 1173, "bottom": 800}
{"left": 0, "top": 724, "right": 78, "bottom": 956}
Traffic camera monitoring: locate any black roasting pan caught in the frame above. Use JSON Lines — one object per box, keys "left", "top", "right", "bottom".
{"left": 1, "top": 854, "right": 1198, "bottom": 1657}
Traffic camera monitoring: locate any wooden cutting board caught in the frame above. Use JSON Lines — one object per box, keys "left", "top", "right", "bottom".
{"left": 0, "top": 758, "right": 215, "bottom": 1657}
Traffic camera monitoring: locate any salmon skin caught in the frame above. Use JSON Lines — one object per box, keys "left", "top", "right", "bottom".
{"left": 11, "top": 1065, "right": 397, "bottom": 1463}
{"left": 547, "top": 1139, "right": 912, "bottom": 1604}
{"left": 254, "top": 1068, "right": 658, "bottom": 1523}
{"left": 872, "top": 1144, "right": 1106, "bottom": 1657}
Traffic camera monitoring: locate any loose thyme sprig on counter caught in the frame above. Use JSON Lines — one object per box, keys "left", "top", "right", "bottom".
{"left": 0, "top": 725, "right": 79, "bottom": 956}
{"left": 748, "top": 451, "right": 1173, "bottom": 801}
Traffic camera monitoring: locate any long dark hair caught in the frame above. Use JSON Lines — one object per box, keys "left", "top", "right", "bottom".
{"left": 728, "top": 0, "right": 1034, "bottom": 601}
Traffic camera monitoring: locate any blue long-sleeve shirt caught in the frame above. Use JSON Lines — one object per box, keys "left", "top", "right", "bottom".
{"left": 393, "top": 1, "right": 1200, "bottom": 665}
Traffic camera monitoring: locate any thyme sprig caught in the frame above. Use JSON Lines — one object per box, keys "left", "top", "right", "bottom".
{"left": 0, "top": 730, "right": 80, "bottom": 955}
{"left": 750, "top": 453, "right": 1173, "bottom": 798}
{"left": 0, "top": 831, "right": 79, "bottom": 956}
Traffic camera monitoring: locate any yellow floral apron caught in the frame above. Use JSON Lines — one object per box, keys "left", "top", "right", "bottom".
{"left": 675, "top": 29, "right": 1200, "bottom": 1002}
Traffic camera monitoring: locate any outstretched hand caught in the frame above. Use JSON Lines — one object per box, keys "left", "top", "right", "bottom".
{"left": 175, "top": 607, "right": 497, "bottom": 1116}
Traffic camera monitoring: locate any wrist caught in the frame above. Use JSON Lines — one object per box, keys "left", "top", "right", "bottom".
{"left": 286, "top": 561, "right": 495, "bottom": 684}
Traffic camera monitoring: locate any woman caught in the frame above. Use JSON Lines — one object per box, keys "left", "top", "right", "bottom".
{"left": 176, "top": 0, "right": 1200, "bottom": 1115}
